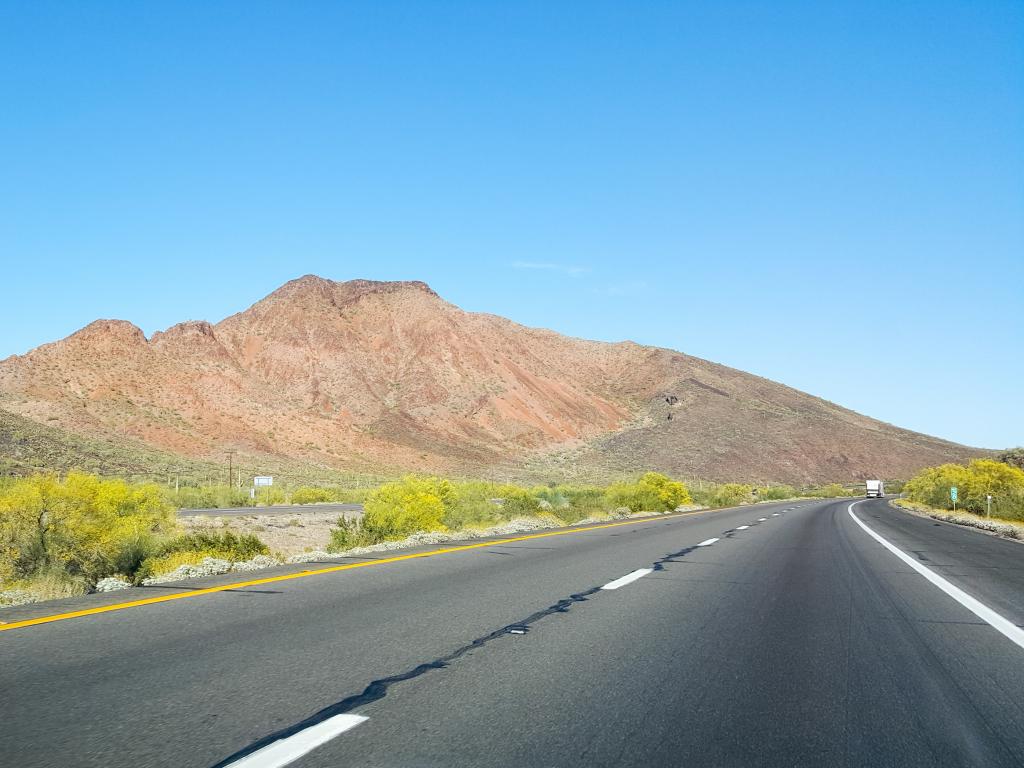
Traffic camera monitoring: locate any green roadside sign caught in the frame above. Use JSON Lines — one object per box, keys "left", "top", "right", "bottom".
{"left": 950, "top": 486, "right": 958, "bottom": 502}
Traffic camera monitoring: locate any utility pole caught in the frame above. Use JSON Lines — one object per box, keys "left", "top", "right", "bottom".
{"left": 227, "top": 450, "right": 236, "bottom": 489}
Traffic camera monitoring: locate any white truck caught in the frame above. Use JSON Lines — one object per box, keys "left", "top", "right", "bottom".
{"left": 865, "top": 479, "right": 884, "bottom": 498}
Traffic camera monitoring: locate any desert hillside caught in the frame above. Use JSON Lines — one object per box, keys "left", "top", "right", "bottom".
{"left": 0, "top": 275, "right": 981, "bottom": 483}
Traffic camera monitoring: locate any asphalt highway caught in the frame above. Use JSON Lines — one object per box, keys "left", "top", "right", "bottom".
{"left": 3, "top": 497, "right": 1023, "bottom": 767}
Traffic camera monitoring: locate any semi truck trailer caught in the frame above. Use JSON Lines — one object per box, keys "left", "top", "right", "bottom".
{"left": 866, "top": 479, "right": 884, "bottom": 498}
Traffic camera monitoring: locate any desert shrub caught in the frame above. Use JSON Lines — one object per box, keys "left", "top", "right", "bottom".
{"left": 904, "top": 459, "right": 1024, "bottom": 520}
{"left": 552, "top": 486, "right": 608, "bottom": 522}
{"left": 291, "top": 487, "right": 333, "bottom": 505}
{"left": 138, "top": 551, "right": 218, "bottom": 578}
{"left": 255, "top": 487, "right": 286, "bottom": 506}
{"left": 605, "top": 472, "right": 691, "bottom": 513}
{"left": 493, "top": 484, "right": 541, "bottom": 519}
{"left": 359, "top": 475, "right": 451, "bottom": 543}
{"left": 135, "top": 530, "right": 268, "bottom": 581}
{"left": 709, "top": 483, "right": 754, "bottom": 508}
{"left": 440, "top": 480, "right": 503, "bottom": 529}
{"left": 328, "top": 517, "right": 369, "bottom": 551}
{"left": 0, "top": 472, "right": 175, "bottom": 587}
{"left": 757, "top": 485, "right": 797, "bottom": 501}
{"left": 153, "top": 530, "right": 267, "bottom": 559}
{"left": 530, "top": 484, "right": 607, "bottom": 523}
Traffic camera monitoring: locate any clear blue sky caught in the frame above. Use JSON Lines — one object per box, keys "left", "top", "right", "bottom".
{"left": 1, "top": 2, "right": 1021, "bottom": 448}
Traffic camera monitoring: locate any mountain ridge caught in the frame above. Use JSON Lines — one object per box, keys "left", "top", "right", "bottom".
{"left": 0, "top": 275, "right": 983, "bottom": 483}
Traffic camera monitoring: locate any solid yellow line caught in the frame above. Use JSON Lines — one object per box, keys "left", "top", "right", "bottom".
{"left": 0, "top": 510, "right": 710, "bottom": 634}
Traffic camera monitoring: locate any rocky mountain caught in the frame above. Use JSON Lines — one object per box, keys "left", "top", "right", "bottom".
{"left": 0, "top": 275, "right": 981, "bottom": 484}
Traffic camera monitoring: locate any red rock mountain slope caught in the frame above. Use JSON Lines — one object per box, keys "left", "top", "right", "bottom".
{"left": 0, "top": 276, "right": 979, "bottom": 483}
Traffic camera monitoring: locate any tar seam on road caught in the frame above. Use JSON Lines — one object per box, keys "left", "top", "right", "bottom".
{"left": 848, "top": 501, "right": 1024, "bottom": 652}
{"left": 208, "top": 529, "right": 724, "bottom": 767}
{"left": 0, "top": 504, "right": 758, "bottom": 633}
{"left": 208, "top": 584, "right": 607, "bottom": 767}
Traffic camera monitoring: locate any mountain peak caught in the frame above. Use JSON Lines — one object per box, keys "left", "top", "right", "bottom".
{"left": 268, "top": 275, "right": 437, "bottom": 303}
{"left": 67, "top": 319, "right": 147, "bottom": 345}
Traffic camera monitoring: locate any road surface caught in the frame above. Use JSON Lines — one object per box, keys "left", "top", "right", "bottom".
{"left": 3, "top": 497, "right": 1024, "bottom": 767}
{"left": 177, "top": 503, "right": 364, "bottom": 518}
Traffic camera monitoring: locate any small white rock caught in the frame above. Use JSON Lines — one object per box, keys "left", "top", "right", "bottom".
{"left": 94, "top": 576, "right": 132, "bottom": 592}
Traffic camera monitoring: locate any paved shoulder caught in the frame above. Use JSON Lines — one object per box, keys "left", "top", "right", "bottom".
{"left": 853, "top": 498, "right": 1024, "bottom": 627}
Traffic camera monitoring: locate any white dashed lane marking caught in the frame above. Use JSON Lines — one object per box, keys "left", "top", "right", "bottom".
{"left": 601, "top": 568, "right": 653, "bottom": 590}
{"left": 224, "top": 714, "right": 368, "bottom": 768}
{"left": 697, "top": 538, "right": 719, "bottom": 547}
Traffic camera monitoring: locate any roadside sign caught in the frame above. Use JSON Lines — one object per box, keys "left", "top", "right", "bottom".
{"left": 254, "top": 476, "right": 273, "bottom": 487}
{"left": 950, "top": 486, "right": 958, "bottom": 502}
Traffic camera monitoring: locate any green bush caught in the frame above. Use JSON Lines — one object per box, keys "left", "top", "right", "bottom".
{"left": 757, "top": 485, "right": 797, "bottom": 501}
{"left": 534, "top": 485, "right": 607, "bottom": 523}
{"left": 709, "top": 483, "right": 754, "bottom": 508}
{"left": 359, "top": 475, "right": 451, "bottom": 543}
{"left": 328, "top": 517, "right": 366, "bottom": 551}
{"left": 135, "top": 530, "right": 268, "bottom": 582}
{"left": 153, "top": 530, "right": 267, "bottom": 559}
{"left": 291, "top": 487, "right": 333, "bottom": 505}
{"left": 494, "top": 484, "right": 542, "bottom": 519}
{"left": 438, "top": 480, "right": 503, "bottom": 529}
{"left": 605, "top": 472, "right": 691, "bottom": 513}
{"left": 0, "top": 472, "right": 175, "bottom": 587}
{"left": 904, "top": 459, "right": 1024, "bottom": 520}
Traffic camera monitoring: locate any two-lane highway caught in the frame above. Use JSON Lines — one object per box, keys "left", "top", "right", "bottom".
{"left": 3, "top": 498, "right": 1023, "bottom": 767}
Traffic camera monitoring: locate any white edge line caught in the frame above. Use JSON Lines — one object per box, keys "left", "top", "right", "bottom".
{"left": 697, "top": 537, "right": 719, "bottom": 546}
{"left": 601, "top": 568, "right": 653, "bottom": 590}
{"left": 847, "top": 502, "right": 1024, "bottom": 652}
{"left": 225, "top": 714, "right": 368, "bottom": 768}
